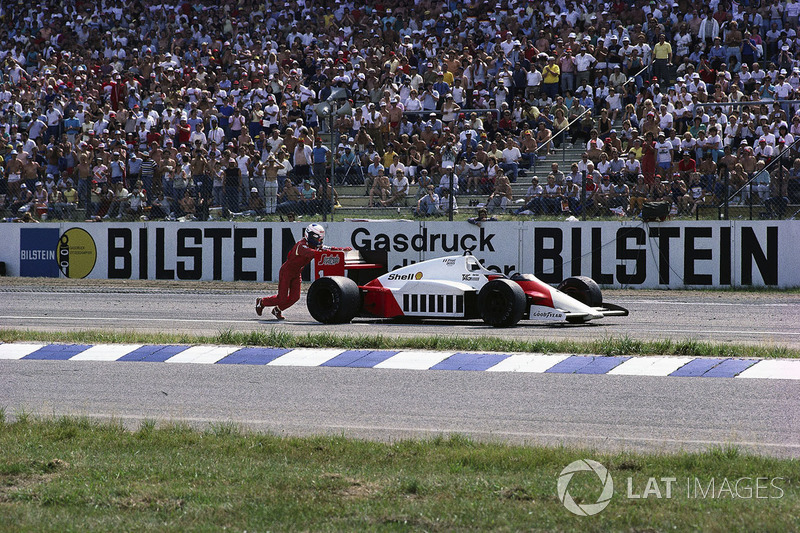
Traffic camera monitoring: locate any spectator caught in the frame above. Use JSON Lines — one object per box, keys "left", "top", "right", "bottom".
{"left": 487, "top": 174, "right": 513, "bottom": 214}
{"left": 368, "top": 169, "right": 391, "bottom": 208}
{"left": 515, "top": 176, "right": 543, "bottom": 215}
{"left": 438, "top": 183, "right": 458, "bottom": 216}
{"left": 382, "top": 169, "right": 409, "bottom": 207}
{"left": 415, "top": 185, "right": 440, "bottom": 217}
{"left": 541, "top": 175, "right": 563, "bottom": 215}
{"left": 437, "top": 167, "right": 459, "bottom": 197}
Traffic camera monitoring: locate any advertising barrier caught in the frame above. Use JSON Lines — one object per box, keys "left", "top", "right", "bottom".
{"left": 0, "top": 220, "right": 793, "bottom": 288}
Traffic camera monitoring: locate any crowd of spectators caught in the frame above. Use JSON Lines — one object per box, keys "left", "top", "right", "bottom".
{"left": 1, "top": 0, "right": 800, "bottom": 222}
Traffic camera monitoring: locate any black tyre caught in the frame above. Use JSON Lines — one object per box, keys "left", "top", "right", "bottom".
{"left": 557, "top": 276, "right": 602, "bottom": 307}
{"left": 307, "top": 276, "right": 361, "bottom": 324}
{"left": 478, "top": 279, "right": 526, "bottom": 327}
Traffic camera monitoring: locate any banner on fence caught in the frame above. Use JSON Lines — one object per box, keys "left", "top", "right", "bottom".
{"left": 0, "top": 220, "right": 792, "bottom": 288}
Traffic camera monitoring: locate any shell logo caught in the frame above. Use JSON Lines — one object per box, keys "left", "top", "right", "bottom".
{"left": 415, "top": 271, "right": 423, "bottom": 280}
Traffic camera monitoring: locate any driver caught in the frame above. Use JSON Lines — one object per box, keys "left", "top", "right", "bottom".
{"left": 256, "top": 223, "right": 351, "bottom": 319}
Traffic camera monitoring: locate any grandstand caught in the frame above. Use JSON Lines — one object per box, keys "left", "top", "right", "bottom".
{"left": 0, "top": 0, "right": 799, "bottom": 221}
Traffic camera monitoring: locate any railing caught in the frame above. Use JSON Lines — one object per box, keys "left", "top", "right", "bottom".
{"left": 528, "top": 63, "right": 649, "bottom": 177}
{"left": 622, "top": 63, "right": 650, "bottom": 91}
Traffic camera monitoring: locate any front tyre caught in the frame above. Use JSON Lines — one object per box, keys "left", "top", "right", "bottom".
{"left": 307, "top": 276, "right": 361, "bottom": 324}
{"left": 478, "top": 279, "right": 526, "bottom": 327}
{"left": 557, "top": 276, "right": 602, "bottom": 307}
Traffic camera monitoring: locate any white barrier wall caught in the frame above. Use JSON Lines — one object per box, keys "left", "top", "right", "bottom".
{"left": 0, "top": 220, "right": 793, "bottom": 288}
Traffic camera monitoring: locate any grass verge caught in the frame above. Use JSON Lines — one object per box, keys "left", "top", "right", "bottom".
{"left": 0, "top": 415, "right": 797, "bottom": 532}
{"left": 0, "top": 328, "right": 797, "bottom": 359}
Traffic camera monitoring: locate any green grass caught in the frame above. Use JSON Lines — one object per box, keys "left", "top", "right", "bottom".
{"left": 0, "top": 328, "right": 797, "bottom": 359}
{"left": 0, "top": 416, "right": 797, "bottom": 532}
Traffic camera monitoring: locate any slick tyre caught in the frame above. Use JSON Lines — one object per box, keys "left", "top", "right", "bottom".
{"left": 557, "top": 276, "right": 603, "bottom": 307}
{"left": 478, "top": 279, "right": 526, "bottom": 328}
{"left": 307, "top": 276, "right": 361, "bottom": 324}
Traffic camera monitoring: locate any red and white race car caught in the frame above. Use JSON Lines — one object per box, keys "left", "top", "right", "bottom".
{"left": 307, "top": 251, "right": 627, "bottom": 327}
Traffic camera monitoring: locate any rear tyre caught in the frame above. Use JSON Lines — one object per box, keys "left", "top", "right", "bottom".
{"left": 307, "top": 276, "right": 361, "bottom": 324}
{"left": 478, "top": 279, "right": 526, "bottom": 327}
{"left": 557, "top": 276, "right": 602, "bottom": 307}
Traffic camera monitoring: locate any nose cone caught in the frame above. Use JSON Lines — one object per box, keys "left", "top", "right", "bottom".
{"left": 549, "top": 288, "right": 604, "bottom": 320}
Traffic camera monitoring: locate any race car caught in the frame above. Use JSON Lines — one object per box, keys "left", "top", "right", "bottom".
{"left": 306, "top": 251, "right": 628, "bottom": 327}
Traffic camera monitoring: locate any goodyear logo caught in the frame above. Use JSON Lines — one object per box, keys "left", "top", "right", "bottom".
{"left": 57, "top": 228, "right": 97, "bottom": 278}
{"left": 388, "top": 272, "right": 423, "bottom": 281}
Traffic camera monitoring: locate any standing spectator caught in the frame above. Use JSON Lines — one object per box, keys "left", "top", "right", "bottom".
{"left": 223, "top": 157, "right": 241, "bottom": 216}
{"left": 542, "top": 57, "right": 561, "bottom": 102}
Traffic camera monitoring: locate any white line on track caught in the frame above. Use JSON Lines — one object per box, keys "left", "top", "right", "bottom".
{"left": 2, "top": 315, "right": 799, "bottom": 338}
{"left": 621, "top": 300, "right": 794, "bottom": 307}
{"left": 3, "top": 315, "right": 799, "bottom": 338}
{"left": 31, "top": 412, "right": 800, "bottom": 452}
{"left": 0, "top": 315, "right": 249, "bottom": 325}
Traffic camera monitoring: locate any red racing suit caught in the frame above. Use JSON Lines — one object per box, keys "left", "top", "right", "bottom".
{"left": 260, "top": 238, "right": 349, "bottom": 311}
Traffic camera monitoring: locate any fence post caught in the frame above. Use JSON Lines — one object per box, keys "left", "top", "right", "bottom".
{"left": 777, "top": 157, "right": 782, "bottom": 220}
{"left": 723, "top": 167, "right": 729, "bottom": 220}
{"left": 581, "top": 170, "right": 587, "bottom": 221}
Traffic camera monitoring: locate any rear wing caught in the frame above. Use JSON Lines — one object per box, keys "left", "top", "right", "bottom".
{"left": 313, "top": 249, "right": 387, "bottom": 284}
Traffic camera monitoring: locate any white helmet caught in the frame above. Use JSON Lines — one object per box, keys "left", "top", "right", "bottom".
{"left": 305, "top": 223, "right": 325, "bottom": 248}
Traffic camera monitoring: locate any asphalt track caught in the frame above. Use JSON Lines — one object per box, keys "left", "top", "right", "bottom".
{"left": 1, "top": 283, "right": 799, "bottom": 457}
{"left": 1, "top": 284, "right": 800, "bottom": 347}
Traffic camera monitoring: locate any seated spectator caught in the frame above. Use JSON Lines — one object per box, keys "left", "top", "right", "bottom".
{"left": 298, "top": 180, "right": 318, "bottom": 215}
{"left": 436, "top": 168, "right": 460, "bottom": 197}
{"left": 150, "top": 193, "right": 171, "bottom": 219}
{"left": 177, "top": 190, "right": 195, "bottom": 220}
{"left": 415, "top": 169, "right": 434, "bottom": 199}
{"left": 33, "top": 181, "right": 49, "bottom": 220}
{"left": 243, "top": 187, "right": 267, "bottom": 217}
{"left": 464, "top": 157, "right": 486, "bottom": 194}
{"left": 53, "top": 186, "right": 77, "bottom": 220}
{"left": 381, "top": 169, "right": 409, "bottom": 207}
{"left": 438, "top": 188, "right": 458, "bottom": 216}
{"left": 125, "top": 186, "right": 148, "bottom": 219}
{"left": 541, "top": 175, "right": 563, "bottom": 214}
{"left": 368, "top": 170, "right": 391, "bottom": 208}
{"left": 487, "top": 174, "right": 513, "bottom": 214}
{"left": 415, "top": 186, "right": 440, "bottom": 217}
{"left": 629, "top": 175, "right": 651, "bottom": 216}
{"left": 105, "top": 182, "right": 129, "bottom": 219}
{"left": 276, "top": 181, "right": 302, "bottom": 215}
{"left": 515, "top": 176, "right": 543, "bottom": 215}
{"left": 336, "top": 145, "right": 362, "bottom": 185}
{"left": 607, "top": 178, "right": 630, "bottom": 215}
{"left": 765, "top": 171, "right": 790, "bottom": 218}
{"left": 594, "top": 174, "right": 614, "bottom": 212}
{"left": 623, "top": 151, "right": 642, "bottom": 183}
{"left": 787, "top": 158, "right": 800, "bottom": 204}
{"left": 670, "top": 174, "right": 692, "bottom": 215}
{"left": 500, "top": 140, "right": 522, "bottom": 182}
{"left": 686, "top": 173, "right": 708, "bottom": 215}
